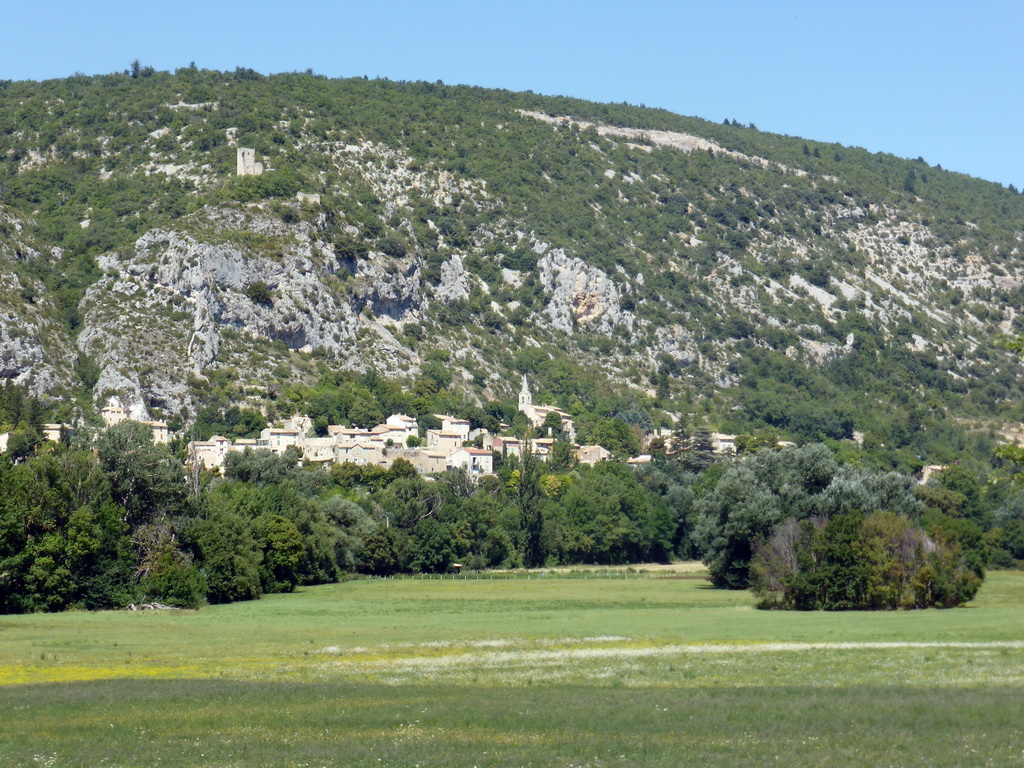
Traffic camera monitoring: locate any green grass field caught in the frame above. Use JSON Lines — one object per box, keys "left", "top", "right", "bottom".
{"left": 2, "top": 567, "right": 1023, "bottom": 767}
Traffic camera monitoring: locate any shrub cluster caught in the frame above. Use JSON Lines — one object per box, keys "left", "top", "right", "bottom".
{"left": 751, "top": 511, "right": 980, "bottom": 610}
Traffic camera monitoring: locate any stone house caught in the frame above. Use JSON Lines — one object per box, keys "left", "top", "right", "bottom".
{"left": 577, "top": 445, "right": 611, "bottom": 465}
{"left": 532, "top": 438, "right": 555, "bottom": 457}
{"left": 485, "top": 434, "right": 522, "bottom": 458}
{"left": 336, "top": 442, "right": 385, "bottom": 466}
{"left": 100, "top": 402, "right": 169, "bottom": 444}
{"left": 438, "top": 415, "right": 472, "bottom": 443}
{"left": 380, "top": 447, "right": 422, "bottom": 469}
{"left": 42, "top": 423, "right": 74, "bottom": 443}
{"left": 189, "top": 435, "right": 231, "bottom": 470}
{"left": 415, "top": 448, "right": 450, "bottom": 475}
{"left": 285, "top": 414, "right": 313, "bottom": 434}
{"left": 100, "top": 404, "right": 128, "bottom": 427}
{"left": 302, "top": 437, "right": 338, "bottom": 464}
{"left": 426, "top": 429, "right": 463, "bottom": 454}
{"left": 145, "top": 420, "right": 170, "bottom": 445}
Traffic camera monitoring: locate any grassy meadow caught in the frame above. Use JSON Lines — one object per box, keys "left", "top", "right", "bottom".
{"left": 2, "top": 567, "right": 1023, "bottom": 767}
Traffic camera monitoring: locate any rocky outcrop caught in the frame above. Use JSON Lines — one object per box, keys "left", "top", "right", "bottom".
{"left": 434, "top": 255, "right": 471, "bottom": 303}
{"left": 76, "top": 205, "right": 421, "bottom": 417}
{"left": 535, "top": 243, "right": 634, "bottom": 335}
{"left": 0, "top": 212, "right": 75, "bottom": 395}
{"left": 0, "top": 290, "right": 75, "bottom": 396}
{"left": 354, "top": 251, "right": 424, "bottom": 318}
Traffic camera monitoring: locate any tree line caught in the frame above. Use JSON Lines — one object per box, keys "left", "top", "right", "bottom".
{"left": 3, "top": 418, "right": 1011, "bottom": 613}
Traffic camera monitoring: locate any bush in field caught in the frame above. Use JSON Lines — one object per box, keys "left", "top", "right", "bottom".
{"left": 138, "top": 546, "right": 207, "bottom": 608}
{"left": 751, "top": 510, "right": 980, "bottom": 610}
{"left": 692, "top": 444, "right": 922, "bottom": 588}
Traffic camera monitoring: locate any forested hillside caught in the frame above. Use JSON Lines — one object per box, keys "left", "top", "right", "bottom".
{"left": 2, "top": 67, "right": 1023, "bottom": 471}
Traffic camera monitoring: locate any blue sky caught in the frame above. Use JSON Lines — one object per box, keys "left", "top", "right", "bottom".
{"left": 3, "top": 0, "right": 1022, "bottom": 189}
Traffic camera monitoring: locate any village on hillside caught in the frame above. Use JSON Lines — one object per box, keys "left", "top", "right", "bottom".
{"left": 1, "top": 374, "right": 951, "bottom": 483}
{"left": 0, "top": 375, "right": 742, "bottom": 476}
{"left": 182, "top": 375, "right": 740, "bottom": 477}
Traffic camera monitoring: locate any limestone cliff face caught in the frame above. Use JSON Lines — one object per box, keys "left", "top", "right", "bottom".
{"left": 76, "top": 205, "right": 421, "bottom": 417}
{"left": 0, "top": 275, "right": 75, "bottom": 395}
{"left": 434, "top": 255, "right": 471, "bottom": 303}
{"left": 535, "top": 243, "right": 634, "bottom": 335}
{"left": 0, "top": 210, "right": 75, "bottom": 395}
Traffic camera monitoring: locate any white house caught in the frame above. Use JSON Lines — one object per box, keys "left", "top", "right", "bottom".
{"left": 259, "top": 425, "right": 304, "bottom": 455}
{"left": 711, "top": 433, "right": 737, "bottom": 455}
{"left": 365, "top": 425, "right": 404, "bottom": 446}
{"left": 328, "top": 425, "right": 369, "bottom": 442}
{"left": 385, "top": 413, "right": 419, "bottom": 442}
{"left": 446, "top": 447, "right": 494, "bottom": 475}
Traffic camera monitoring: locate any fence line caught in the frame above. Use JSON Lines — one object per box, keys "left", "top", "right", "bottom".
{"left": 361, "top": 569, "right": 666, "bottom": 582}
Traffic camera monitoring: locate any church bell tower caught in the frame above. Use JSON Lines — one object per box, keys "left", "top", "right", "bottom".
{"left": 518, "top": 374, "right": 532, "bottom": 415}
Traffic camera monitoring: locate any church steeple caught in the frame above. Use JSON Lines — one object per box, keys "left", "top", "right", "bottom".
{"left": 518, "top": 374, "right": 532, "bottom": 412}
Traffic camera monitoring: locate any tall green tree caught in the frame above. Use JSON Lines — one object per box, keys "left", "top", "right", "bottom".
{"left": 96, "top": 421, "right": 185, "bottom": 526}
{"left": 518, "top": 440, "right": 544, "bottom": 567}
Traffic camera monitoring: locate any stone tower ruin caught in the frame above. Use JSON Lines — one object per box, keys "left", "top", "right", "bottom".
{"left": 236, "top": 147, "right": 263, "bottom": 176}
